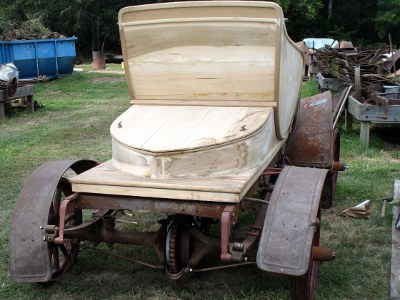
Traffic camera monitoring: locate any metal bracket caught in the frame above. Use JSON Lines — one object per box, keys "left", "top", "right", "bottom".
{"left": 53, "top": 193, "right": 79, "bottom": 245}
{"left": 220, "top": 205, "right": 238, "bottom": 262}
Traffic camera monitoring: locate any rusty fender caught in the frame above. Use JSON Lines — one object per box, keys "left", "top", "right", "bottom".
{"left": 286, "top": 91, "right": 333, "bottom": 169}
{"left": 256, "top": 166, "right": 330, "bottom": 276}
{"left": 9, "top": 160, "right": 97, "bottom": 283}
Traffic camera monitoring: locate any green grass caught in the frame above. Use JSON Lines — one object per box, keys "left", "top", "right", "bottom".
{"left": 0, "top": 77, "right": 399, "bottom": 299}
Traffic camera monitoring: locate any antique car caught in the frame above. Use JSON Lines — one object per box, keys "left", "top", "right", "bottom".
{"left": 9, "top": 2, "right": 343, "bottom": 299}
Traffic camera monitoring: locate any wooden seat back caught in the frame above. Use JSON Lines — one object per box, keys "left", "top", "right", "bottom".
{"left": 118, "top": 1, "right": 304, "bottom": 138}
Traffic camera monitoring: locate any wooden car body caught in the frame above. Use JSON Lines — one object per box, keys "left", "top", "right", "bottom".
{"left": 70, "top": 1, "right": 304, "bottom": 202}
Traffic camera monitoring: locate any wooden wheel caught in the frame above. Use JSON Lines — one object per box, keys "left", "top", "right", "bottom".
{"left": 291, "top": 208, "right": 321, "bottom": 300}
{"left": 46, "top": 177, "right": 82, "bottom": 282}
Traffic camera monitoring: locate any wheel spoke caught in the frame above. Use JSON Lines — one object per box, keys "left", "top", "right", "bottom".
{"left": 53, "top": 189, "right": 62, "bottom": 218}
{"left": 48, "top": 202, "right": 55, "bottom": 222}
{"left": 59, "top": 244, "right": 69, "bottom": 257}
{"left": 65, "top": 213, "right": 75, "bottom": 225}
{"left": 47, "top": 177, "right": 82, "bottom": 281}
{"left": 51, "top": 245, "right": 60, "bottom": 271}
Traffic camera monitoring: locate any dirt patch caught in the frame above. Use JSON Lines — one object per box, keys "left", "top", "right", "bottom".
{"left": 90, "top": 77, "right": 126, "bottom": 84}
{"left": 88, "top": 69, "right": 125, "bottom": 75}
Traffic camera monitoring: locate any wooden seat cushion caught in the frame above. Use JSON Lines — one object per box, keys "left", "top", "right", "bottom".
{"left": 111, "top": 105, "right": 273, "bottom": 154}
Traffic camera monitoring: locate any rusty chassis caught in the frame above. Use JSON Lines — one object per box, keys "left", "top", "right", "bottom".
{"left": 42, "top": 183, "right": 334, "bottom": 280}
{"left": 43, "top": 192, "right": 252, "bottom": 270}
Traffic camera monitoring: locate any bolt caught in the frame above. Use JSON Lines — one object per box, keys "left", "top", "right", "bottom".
{"left": 244, "top": 257, "right": 248, "bottom": 262}
{"left": 40, "top": 226, "right": 43, "bottom": 230}
{"left": 189, "top": 268, "right": 193, "bottom": 272}
{"left": 43, "top": 237, "right": 46, "bottom": 241}
{"left": 311, "top": 218, "right": 320, "bottom": 227}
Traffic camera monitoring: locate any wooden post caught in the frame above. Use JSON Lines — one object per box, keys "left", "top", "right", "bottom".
{"left": 27, "top": 95, "right": 35, "bottom": 113}
{"left": 360, "top": 121, "right": 370, "bottom": 148}
{"left": 391, "top": 180, "right": 400, "bottom": 299}
{"left": 395, "top": 180, "right": 400, "bottom": 201}
{"left": 0, "top": 101, "right": 5, "bottom": 120}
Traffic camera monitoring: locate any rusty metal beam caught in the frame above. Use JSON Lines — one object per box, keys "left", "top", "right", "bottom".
{"left": 77, "top": 193, "right": 237, "bottom": 219}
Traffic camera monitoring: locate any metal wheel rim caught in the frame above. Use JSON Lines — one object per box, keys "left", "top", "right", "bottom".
{"left": 47, "top": 177, "right": 82, "bottom": 282}
{"left": 291, "top": 208, "right": 321, "bottom": 300}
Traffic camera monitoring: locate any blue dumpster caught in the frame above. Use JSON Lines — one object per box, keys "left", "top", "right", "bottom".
{"left": 0, "top": 37, "right": 77, "bottom": 79}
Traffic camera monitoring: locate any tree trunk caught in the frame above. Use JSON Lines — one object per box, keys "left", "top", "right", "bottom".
{"left": 328, "top": 0, "right": 333, "bottom": 21}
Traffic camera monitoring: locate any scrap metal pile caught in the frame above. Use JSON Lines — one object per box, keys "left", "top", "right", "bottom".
{"left": 313, "top": 43, "right": 400, "bottom": 109}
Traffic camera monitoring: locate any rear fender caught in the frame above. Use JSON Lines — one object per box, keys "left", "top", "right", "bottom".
{"left": 286, "top": 91, "right": 333, "bottom": 168}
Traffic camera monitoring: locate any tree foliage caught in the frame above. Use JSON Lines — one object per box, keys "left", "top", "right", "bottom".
{"left": 376, "top": 0, "right": 400, "bottom": 44}
{"left": 0, "top": 0, "right": 399, "bottom": 57}
{"left": 275, "top": 0, "right": 324, "bottom": 20}
{"left": 0, "top": 0, "right": 134, "bottom": 53}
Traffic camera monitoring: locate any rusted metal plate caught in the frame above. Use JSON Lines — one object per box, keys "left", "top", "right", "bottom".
{"left": 348, "top": 95, "right": 400, "bottom": 123}
{"left": 256, "top": 166, "right": 328, "bottom": 276}
{"left": 78, "top": 193, "right": 237, "bottom": 220}
{"left": 9, "top": 160, "right": 96, "bottom": 283}
{"left": 286, "top": 91, "right": 333, "bottom": 168}
{"left": 317, "top": 73, "right": 340, "bottom": 90}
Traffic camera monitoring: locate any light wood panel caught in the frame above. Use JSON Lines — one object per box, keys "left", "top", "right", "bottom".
{"left": 129, "top": 100, "right": 277, "bottom": 107}
{"left": 70, "top": 160, "right": 247, "bottom": 202}
{"left": 118, "top": 2, "right": 284, "bottom": 106}
{"left": 119, "top": 2, "right": 279, "bottom": 23}
{"left": 122, "top": 22, "right": 276, "bottom": 102}
{"left": 71, "top": 127, "right": 284, "bottom": 203}
{"left": 111, "top": 105, "right": 273, "bottom": 153}
{"left": 111, "top": 108, "right": 280, "bottom": 179}
{"left": 275, "top": 20, "right": 304, "bottom": 139}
